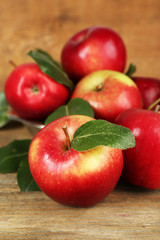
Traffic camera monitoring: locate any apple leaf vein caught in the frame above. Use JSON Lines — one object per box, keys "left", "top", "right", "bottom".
{"left": 0, "top": 91, "right": 10, "bottom": 128}
{"left": 71, "top": 120, "right": 135, "bottom": 151}
{"left": 28, "top": 49, "right": 74, "bottom": 91}
{"left": 45, "top": 98, "right": 94, "bottom": 125}
{"left": 0, "top": 139, "right": 31, "bottom": 173}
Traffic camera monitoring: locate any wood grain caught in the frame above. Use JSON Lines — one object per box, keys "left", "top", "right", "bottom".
{"left": 0, "top": 0, "right": 160, "bottom": 90}
{"left": 0, "top": 0, "right": 160, "bottom": 239}
{"left": 0, "top": 173, "right": 160, "bottom": 240}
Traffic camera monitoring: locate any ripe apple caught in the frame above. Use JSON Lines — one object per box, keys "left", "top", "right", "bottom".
{"left": 28, "top": 115, "right": 123, "bottom": 207}
{"left": 116, "top": 108, "right": 160, "bottom": 190}
{"left": 71, "top": 70, "right": 143, "bottom": 122}
{"left": 5, "top": 63, "right": 69, "bottom": 121}
{"left": 132, "top": 76, "right": 160, "bottom": 109}
{"left": 61, "top": 26, "right": 127, "bottom": 82}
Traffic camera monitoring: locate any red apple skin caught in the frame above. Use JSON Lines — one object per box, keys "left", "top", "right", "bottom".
{"left": 116, "top": 108, "right": 160, "bottom": 190}
{"left": 71, "top": 70, "right": 143, "bottom": 123}
{"left": 132, "top": 76, "right": 160, "bottom": 109}
{"left": 29, "top": 115, "right": 123, "bottom": 207}
{"left": 5, "top": 63, "right": 69, "bottom": 121}
{"left": 61, "top": 26, "right": 127, "bottom": 82}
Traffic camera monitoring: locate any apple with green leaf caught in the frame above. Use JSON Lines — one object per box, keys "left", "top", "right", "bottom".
{"left": 116, "top": 104, "right": 160, "bottom": 190}
{"left": 61, "top": 26, "right": 127, "bottom": 82}
{"left": 28, "top": 115, "right": 135, "bottom": 207}
{"left": 4, "top": 49, "right": 73, "bottom": 121}
{"left": 71, "top": 70, "right": 143, "bottom": 122}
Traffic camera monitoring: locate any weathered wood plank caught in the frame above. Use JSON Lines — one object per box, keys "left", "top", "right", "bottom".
{"left": 0, "top": 174, "right": 160, "bottom": 240}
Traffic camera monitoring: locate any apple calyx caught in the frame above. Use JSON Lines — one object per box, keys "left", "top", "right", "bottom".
{"left": 148, "top": 98, "right": 160, "bottom": 113}
{"left": 62, "top": 125, "right": 71, "bottom": 150}
{"left": 32, "top": 85, "right": 39, "bottom": 95}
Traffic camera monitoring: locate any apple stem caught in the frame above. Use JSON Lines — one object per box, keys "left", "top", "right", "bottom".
{"left": 155, "top": 105, "right": 160, "bottom": 113}
{"left": 96, "top": 83, "right": 103, "bottom": 91}
{"left": 125, "top": 63, "right": 136, "bottom": 77}
{"left": 9, "top": 60, "right": 17, "bottom": 68}
{"left": 62, "top": 125, "right": 71, "bottom": 150}
{"left": 148, "top": 98, "right": 160, "bottom": 111}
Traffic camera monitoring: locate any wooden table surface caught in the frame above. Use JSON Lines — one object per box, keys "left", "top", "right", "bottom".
{"left": 0, "top": 0, "right": 160, "bottom": 239}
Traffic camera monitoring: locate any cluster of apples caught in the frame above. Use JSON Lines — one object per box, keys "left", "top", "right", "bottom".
{"left": 4, "top": 26, "right": 160, "bottom": 207}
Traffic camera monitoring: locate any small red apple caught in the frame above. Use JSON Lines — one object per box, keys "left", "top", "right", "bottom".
{"left": 132, "top": 76, "right": 160, "bottom": 109}
{"left": 116, "top": 108, "right": 160, "bottom": 190}
{"left": 5, "top": 63, "right": 69, "bottom": 121}
{"left": 28, "top": 115, "right": 123, "bottom": 207}
{"left": 61, "top": 26, "right": 127, "bottom": 82}
{"left": 71, "top": 70, "right": 143, "bottom": 122}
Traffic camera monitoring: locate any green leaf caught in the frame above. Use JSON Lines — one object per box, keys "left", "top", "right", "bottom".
{"left": 71, "top": 120, "right": 135, "bottom": 151}
{"left": 0, "top": 139, "right": 31, "bottom": 173}
{"left": 0, "top": 91, "right": 10, "bottom": 127}
{"left": 17, "top": 158, "right": 41, "bottom": 192}
{"left": 36, "top": 48, "right": 64, "bottom": 71}
{"left": 28, "top": 49, "right": 74, "bottom": 91}
{"left": 45, "top": 98, "right": 94, "bottom": 125}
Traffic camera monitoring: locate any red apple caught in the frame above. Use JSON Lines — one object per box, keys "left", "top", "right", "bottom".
{"left": 71, "top": 70, "right": 143, "bottom": 122}
{"left": 5, "top": 63, "right": 69, "bottom": 121}
{"left": 132, "top": 76, "right": 160, "bottom": 109}
{"left": 28, "top": 115, "right": 123, "bottom": 207}
{"left": 61, "top": 26, "right": 127, "bottom": 82}
{"left": 116, "top": 108, "right": 160, "bottom": 190}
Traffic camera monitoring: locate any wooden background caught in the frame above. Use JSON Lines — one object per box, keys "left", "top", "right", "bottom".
{"left": 0, "top": 0, "right": 160, "bottom": 239}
